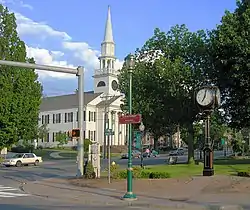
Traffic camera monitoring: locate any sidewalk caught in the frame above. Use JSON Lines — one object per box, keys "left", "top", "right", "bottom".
{"left": 21, "top": 175, "right": 248, "bottom": 209}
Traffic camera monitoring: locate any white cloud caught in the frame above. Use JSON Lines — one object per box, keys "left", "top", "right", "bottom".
{"left": 9, "top": 9, "right": 124, "bottom": 81}
{"left": 62, "top": 41, "right": 124, "bottom": 71}
{"left": 26, "top": 46, "right": 76, "bottom": 79}
{"left": 62, "top": 41, "right": 100, "bottom": 69}
{"left": 15, "top": 13, "right": 72, "bottom": 41}
{"left": 0, "top": 0, "right": 33, "bottom": 10}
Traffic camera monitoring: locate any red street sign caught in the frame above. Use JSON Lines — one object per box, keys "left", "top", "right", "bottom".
{"left": 119, "top": 114, "right": 141, "bottom": 124}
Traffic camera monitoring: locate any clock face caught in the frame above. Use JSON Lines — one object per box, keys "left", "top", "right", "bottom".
{"left": 196, "top": 88, "right": 213, "bottom": 107}
{"left": 111, "top": 80, "right": 118, "bottom": 91}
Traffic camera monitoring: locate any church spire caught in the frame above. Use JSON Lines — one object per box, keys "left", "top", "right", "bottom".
{"left": 103, "top": 5, "right": 114, "bottom": 43}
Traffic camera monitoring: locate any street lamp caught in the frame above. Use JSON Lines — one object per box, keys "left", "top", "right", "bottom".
{"left": 123, "top": 54, "right": 137, "bottom": 200}
{"left": 139, "top": 122, "right": 145, "bottom": 168}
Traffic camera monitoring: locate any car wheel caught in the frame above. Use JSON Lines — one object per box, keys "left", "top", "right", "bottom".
{"left": 34, "top": 160, "right": 39, "bottom": 166}
{"left": 16, "top": 161, "right": 22, "bottom": 167}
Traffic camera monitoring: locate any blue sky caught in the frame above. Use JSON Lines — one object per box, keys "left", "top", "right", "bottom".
{"left": 0, "top": 0, "right": 237, "bottom": 96}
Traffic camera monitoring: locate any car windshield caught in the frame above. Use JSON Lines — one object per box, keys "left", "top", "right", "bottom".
{"left": 12, "top": 154, "right": 24, "bottom": 158}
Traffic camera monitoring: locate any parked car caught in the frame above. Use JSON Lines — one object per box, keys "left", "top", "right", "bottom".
{"left": 169, "top": 148, "right": 184, "bottom": 156}
{"left": 121, "top": 150, "right": 141, "bottom": 159}
{"left": 2, "top": 153, "right": 43, "bottom": 167}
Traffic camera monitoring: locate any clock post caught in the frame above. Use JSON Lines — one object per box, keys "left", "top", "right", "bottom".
{"left": 195, "top": 85, "right": 220, "bottom": 176}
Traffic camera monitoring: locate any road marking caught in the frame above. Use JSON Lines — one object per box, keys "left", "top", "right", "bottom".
{"left": 0, "top": 185, "right": 30, "bottom": 198}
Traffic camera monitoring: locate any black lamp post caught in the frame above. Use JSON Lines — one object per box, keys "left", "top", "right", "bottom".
{"left": 195, "top": 85, "right": 221, "bottom": 176}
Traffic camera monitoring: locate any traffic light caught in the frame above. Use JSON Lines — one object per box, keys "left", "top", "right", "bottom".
{"left": 72, "top": 129, "right": 80, "bottom": 138}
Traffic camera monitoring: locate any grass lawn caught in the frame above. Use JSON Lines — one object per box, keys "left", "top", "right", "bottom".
{"left": 33, "top": 149, "right": 55, "bottom": 160}
{"left": 146, "top": 158, "right": 250, "bottom": 178}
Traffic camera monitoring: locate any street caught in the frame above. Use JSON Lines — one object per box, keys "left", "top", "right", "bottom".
{"left": 0, "top": 150, "right": 230, "bottom": 210}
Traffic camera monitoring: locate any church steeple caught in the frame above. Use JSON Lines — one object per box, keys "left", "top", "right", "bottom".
{"left": 103, "top": 5, "right": 114, "bottom": 43}
{"left": 100, "top": 5, "right": 115, "bottom": 58}
{"left": 93, "top": 6, "right": 118, "bottom": 95}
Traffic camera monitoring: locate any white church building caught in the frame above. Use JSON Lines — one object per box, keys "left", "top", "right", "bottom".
{"left": 38, "top": 6, "right": 127, "bottom": 147}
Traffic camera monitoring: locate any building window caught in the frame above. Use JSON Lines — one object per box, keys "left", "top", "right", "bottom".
{"left": 88, "top": 130, "right": 90, "bottom": 139}
{"left": 97, "top": 81, "right": 106, "bottom": 87}
{"left": 65, "top": 112, "right": 73, "bottom": 123}
{"left": 76, "top": 111, "right": 86, "bottom": 121}
{"left": 53, "top": 132, "right": 56, "bottom": 142}
{"left": 42, "top": 114, "right": 49, "bottom": 124}
{"left": 88, "top": 111, "right": 95, "bottom": 122}
{"left": 53, "top": 113, "right": 61, "bottom": 124}
{"left": 42, "top": 133, "right": 49, "bottom": 142}
{"left": 94, "top": 131, "right": 96, "bottom": 141}
{"left": 83, "top": 130, "right": 86, "bottom": 139}
{"left": 89, "top": 131, "right": 95, "bottom": 141}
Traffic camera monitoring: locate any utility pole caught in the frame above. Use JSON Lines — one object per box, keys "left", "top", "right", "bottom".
{"left": 0, "top": 60, "right": 85, "bottom": 177}
{"left": 177, "top": 124, "right": 180, "bottom": 148}
{"left": 101, "top": 94, "right": 114, "bottom": 159}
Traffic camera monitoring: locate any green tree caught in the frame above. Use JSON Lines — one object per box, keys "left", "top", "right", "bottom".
{"left": 84, "top": 139, "right": 92, "bottom": 153}
{"left": 209, "top": 0, "right": 250, "bottom": 128}
{"left": 119, "top": 25, "right": 210, "bottom": 163}
{"left": 37, "top": 124, "right": 49, "bottom": 140}
{"left": 0, "top": 5, "right": 42, "bottom": 149}
{"left": 56, "top": 131, "right": 68, "bottom": 148}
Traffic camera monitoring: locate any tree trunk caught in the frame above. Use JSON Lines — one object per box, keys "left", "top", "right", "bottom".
{"left": 187, "top": 123, "right": 195, "bottom": 164}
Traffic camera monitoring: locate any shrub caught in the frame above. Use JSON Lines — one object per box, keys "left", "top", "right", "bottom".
{"left": 237, "top": 171, "right": 250, "bottom": 177}
{"left": 84, "top": 162, "right": 96, "bottom": 179}
{"left": 37, "top": 145, "right": 43, "bottom": 150}
{"left": 140, "top": 170, "right": 152, "bottom": 178}
{"left": 72, "top": 146, "right": 77, "bottom": 151}
{"left": 11, "top": 146, "right": 29, "bottom": 153}
{"left": 110, "top": 163, "right": 119, "bottom": 173}
{"left": 149, "top": 171, "right": 170, "bottom": 179}
{"left": 112, "top": 169, "right": 127, "bottom": 179}
{"left": 111, "top": 167, "right": 170, "bottom": 179}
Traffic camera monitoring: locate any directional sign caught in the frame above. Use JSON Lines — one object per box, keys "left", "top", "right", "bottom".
{"left": 105, "top": 129, "right": 114, "bottom": 136}
{"left": 119, "top": 114, "right": 141, "bottom": 124}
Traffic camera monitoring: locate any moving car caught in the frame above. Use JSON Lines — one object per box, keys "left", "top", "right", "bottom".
{"left": 2, "top": 153, "right": 43, "bottom": 167}
{"left": 121, "top": 150, "right": 141, "bottom": 159}
{"left": 169, "top": 148, "right": 184, "bottom": 156}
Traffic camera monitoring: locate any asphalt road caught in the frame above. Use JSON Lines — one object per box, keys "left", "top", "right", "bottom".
{"left": 0, "top": 150, "right": 231, "bottom": 210}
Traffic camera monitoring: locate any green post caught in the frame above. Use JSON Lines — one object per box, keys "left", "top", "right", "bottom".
{"left": 123, "top": 54, "right": 137, "bottom": 200}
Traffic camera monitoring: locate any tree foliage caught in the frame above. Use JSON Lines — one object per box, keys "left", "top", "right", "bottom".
{"left": 118, "top": 25, "right": 210, "bottom": 162}
{"left": 0, "top": 5, "right": 42, "bottom": 149}
{"left": 56, "top": 131, "right": 68, "bottom": 148}
{"left": 209, "top": 0, "right": 250, "bottom": 128}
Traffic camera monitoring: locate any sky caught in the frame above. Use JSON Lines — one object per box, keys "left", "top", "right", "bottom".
{"left": 0, "top": 0, "right": 237, "bottom": 96}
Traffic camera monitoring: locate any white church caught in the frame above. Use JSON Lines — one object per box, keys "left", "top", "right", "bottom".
{"left": 38, "top": 6, "right": 127, "bottom": 147}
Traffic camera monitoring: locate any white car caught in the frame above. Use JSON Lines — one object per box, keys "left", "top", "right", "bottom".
{"left": 169, "top": 148, "right": 184, "bottom": 156}
{"left": 2, "top": 153, "right": 43, "bottom": 167}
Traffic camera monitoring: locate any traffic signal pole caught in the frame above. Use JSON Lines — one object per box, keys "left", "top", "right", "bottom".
{"left": 0, "top": 60, "right": 85, "bottom": 177}
{"left": 77, "top": 66, "right": 84, "bottom": 177}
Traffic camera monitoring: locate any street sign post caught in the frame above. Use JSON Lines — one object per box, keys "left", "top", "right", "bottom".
{"left": 118, "top": 114, "right": 141, "bottom": 124}
{"left": 105, "top": 129, "right": 114, "bottom": 136}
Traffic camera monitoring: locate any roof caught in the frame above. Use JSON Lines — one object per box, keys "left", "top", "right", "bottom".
{"left": 103, "top": 5, "right": 114, "bottom": 43}
{"left": 40, "top": 91, "right": 102, "bottom": 112}
{"left": 96, "top": 96, "right": 120, "bottom": 107}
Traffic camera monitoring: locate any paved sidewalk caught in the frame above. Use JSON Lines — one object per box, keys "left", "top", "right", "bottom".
{"left": 20, "top": 175, "right": 250, "bottom": 209}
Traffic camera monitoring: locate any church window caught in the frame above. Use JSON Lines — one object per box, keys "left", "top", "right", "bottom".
{"left": 107, "top": 60, "right": 111, "bottom": 69}
{"left": 97, "top": 81, "right": 106, "bottom": 87}
{"left": 102, "top": 60, "right": 105, "bottom": 68}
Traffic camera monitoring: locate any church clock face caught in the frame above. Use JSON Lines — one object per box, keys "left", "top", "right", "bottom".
{"left": 111, "top": 80, "right": 118, "bottom": 91}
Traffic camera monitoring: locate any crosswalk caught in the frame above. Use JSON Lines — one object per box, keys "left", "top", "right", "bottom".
{"left": 0, "top": 185, "right": 30, "bottom": 198}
